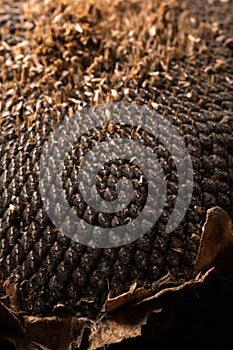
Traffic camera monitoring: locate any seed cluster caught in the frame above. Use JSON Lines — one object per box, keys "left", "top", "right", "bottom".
{"left": 0, "top": 0, "right": 233, "bottom": 318}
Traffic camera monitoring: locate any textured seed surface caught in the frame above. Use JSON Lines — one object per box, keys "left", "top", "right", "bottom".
{"left": 0, "top": 0, "right": 232, "bottom": 318}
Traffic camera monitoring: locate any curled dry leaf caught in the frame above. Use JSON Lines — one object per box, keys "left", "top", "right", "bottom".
{"left": 87, "top": 207, "right": 233, "bottom": 349}
{"left": 87, "top": 268, "right": 214, "bottom": 350}
{"left": 103, "top": 272, "right": 171, "bottom": 313}
{"left": 23, "top": 316, "right": 90, "bottom": 350}
{"left": 194, "top": 206, "right": 233, "bottom": 275}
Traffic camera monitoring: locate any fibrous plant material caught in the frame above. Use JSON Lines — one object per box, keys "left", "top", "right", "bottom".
{"left": 0, "top": 0, "right": 233, "bottom": 348}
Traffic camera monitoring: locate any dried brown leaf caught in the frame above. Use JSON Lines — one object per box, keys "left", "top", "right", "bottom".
{"left": 194, "top": 206, "right": 233, "bottom": 274}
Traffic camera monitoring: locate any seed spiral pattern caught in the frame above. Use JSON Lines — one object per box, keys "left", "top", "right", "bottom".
{"left": 0, "top": 0, "right": 233, "bottom": 318}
